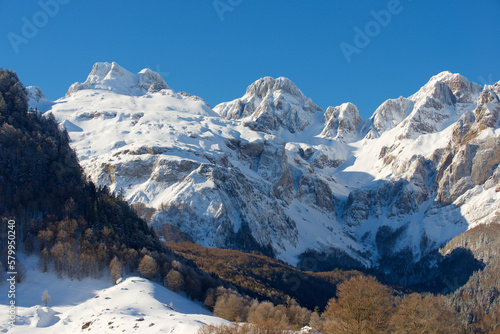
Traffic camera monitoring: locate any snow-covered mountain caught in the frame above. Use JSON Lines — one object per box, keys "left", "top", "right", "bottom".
{"left": 361, "top": 72, "right": 482, "bottom": 140}
{"left": 32, "top": 62, "right": 500, "bottom": 269}
{"left": 320, "top": 102, "right": 362, "bottom": 142}
{"left": 26, "top": 85, "right": 54, "bottom": 113}
{"left": 67, "top": 62, "right": 169, "bottom": 96}
{"left": 213, "top": 76, "right": 323, "bottom": 134}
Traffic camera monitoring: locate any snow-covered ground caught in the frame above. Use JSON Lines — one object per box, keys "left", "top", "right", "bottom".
{"left": 0, "top": 256, "right": 227, "bottom": 333}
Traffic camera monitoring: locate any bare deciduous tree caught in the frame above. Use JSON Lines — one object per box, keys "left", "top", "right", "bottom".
{"left": 138, "top": 255, "right": 159, "bottom": 280}
{"left": 109, "top": 256, "right": 123, "bottom": 284}
{"left": 164, "top": 269, "right": 184, "bottom": 292}
{"left": 322, "top": 275, "right": 393, "bottom": 334}
{"left": 390, "top": 293, "right": 460, "bottom": 334}
{"left": 42, "top": 290, "right": 50, "bottom": 307}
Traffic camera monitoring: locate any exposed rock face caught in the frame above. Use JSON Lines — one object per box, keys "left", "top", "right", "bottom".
{"left": 320, "top": 103, "right": 362, "bottom": 142}
{"left": 151, "top": 163, "right": 299, "bottom": 255}
{"left": 214, "top": 77, "right": 323, "bottom": 133}
{"left": 362, "top": 97, "right": 414, "bottom": 138}
{"left": 436, "top": 83, "right": 500, "bottom": 205}
{"left": 475, "top": 82, "right": 500, "bottom": 128}
{"left": 38, "top": 64, "right": 500, "bottom": 269}
{"left": 342, "top": 176, "right": 430, "bottom": 227}
{"left": 398, "top": 72, "right": 482, "bottom": 139}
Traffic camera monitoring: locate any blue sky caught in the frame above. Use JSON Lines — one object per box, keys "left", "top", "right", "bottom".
{"left": 1, "top": 0, "right": 499, "bottom": 119}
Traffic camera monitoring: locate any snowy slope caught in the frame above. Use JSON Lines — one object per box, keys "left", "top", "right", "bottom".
{"left": 26, "top": 86, "right": 54, "bottom": 113}
{"left": 42, "top": 62, "right": 362, "bottom": 266}
{"left": 31, "top": 63, "right": 500, "bottom": 268}
{"left": 335, "top": 76, "right": 499, "bottom": 261}
{"left": 0, "top": 256, "right": 227, "bottom": 333}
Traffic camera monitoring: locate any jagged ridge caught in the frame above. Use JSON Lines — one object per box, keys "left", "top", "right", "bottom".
{"left": 30, "top": 64, "right": 500, "bottom": 274}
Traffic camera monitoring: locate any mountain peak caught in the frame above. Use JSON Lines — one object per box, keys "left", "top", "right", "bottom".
{"left": 214, "top": 76, "right": 322, "bottom": 133}
{"left": 88, "top": 61, "right": 129, "bottom": 81}
{"left": 245, "top": 76, "right": 304, "bottom": 99}
{"left": 411, "top": 71, "right": 482, "bottom": 105}
{"left": 67, "top": 62, "right": 170, "bottom": 96}
{"left": 26, "top": 86, "right": 54, "bottom": 113}
{"left": 320, "top": 102, "right": 362, "bottom": 142}
{"left": 26, "top": 85, "right": 46, "bottom": 102}
{"left": 360, "top": 72, "right": 483, "bottom": 139}
{"left": 430, "top": 70, "right": 454, "bottom": 81}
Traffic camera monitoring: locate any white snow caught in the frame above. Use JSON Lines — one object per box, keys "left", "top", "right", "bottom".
{"left": 26, "top": 86, "right": 54, "bottom": 113}
{"left": 66, "top": 62, "right": 170, "bottom": 97}
{"left": 282, "top": 199, "right": 369, "bottom": 267}
{"left": 0, "top": 256, "right": 227, "bottom": 333}
{"left": 28, "top": 63, "right": 500, "bottom": 268}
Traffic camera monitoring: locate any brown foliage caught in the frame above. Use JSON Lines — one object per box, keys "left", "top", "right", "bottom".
{"left": 164, "top": 269, "right": 184, "bottom": 292}
{"left": 210, "top": 287, "right": 311, "bottom": 330}
{"left": 138, "top": 255, "right": 159, "bottom": 280}
{"left": 213, "top": 288, "right": 250, "bottom": 323}
{"left": 322, "top": 275, "right": 393, "bottom": 334}
{"left": 390, "top": 293, "right": 461, "bottom": 334}
{"left": 168, "top": 241, "right": 360, "bottom": 309}
{"left": 197, "top": 323, "right": 289, "bottom": 334}
{"left": 109, "top": 256, "right": 123, "bottom": 284}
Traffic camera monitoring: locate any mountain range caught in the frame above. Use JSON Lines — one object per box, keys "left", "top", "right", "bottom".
{"left": 28, "top": 62, "right": 500, "bottom": 274}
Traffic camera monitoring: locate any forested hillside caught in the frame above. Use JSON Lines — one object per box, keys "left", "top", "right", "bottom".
{"left": 0, "top": 69, "right": 164, "bottom": 279}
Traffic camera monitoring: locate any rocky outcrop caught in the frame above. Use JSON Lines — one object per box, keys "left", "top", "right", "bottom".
{"left": 362, "top": 97, "right": 414, "bottom": 138}
{"left": 320, "top": 103, "right": 362, "bottom": 142}
{"left": 151, "top": 163, "right": 299, "bottom": 256}
{"left": 392, "top": 72, "right": 482, "bottom": 139}
{"left": 436, "top": 83, "right": 500, "bottom": 205}
{"left": 214, "top": 77, "right": 323, "bottom": 133}
{"left": 342, "top": 177, "right": 429, "bottom": 227}
{"left": 67, "top": 62, "right": 170, "bottom": 96}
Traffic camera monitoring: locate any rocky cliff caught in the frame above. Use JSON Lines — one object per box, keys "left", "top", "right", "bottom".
{"left": 33, "top": 64, "right": 500, "bottom": 270}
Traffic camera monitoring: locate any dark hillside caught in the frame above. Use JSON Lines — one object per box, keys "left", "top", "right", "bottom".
{"left": 0, "top": 69, "right": 161, "bottom": 277}
{"left": 168, "top": 241, "right": 362, "bottom": 310}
